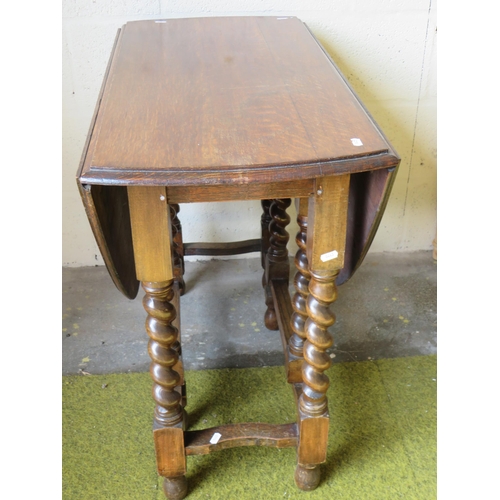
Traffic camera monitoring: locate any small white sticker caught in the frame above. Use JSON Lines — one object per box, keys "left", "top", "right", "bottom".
{"left": 351, "top": 138, "right": 363, "bottom": 146}
{"left": 320, "top": 250, "right": 339, "bottom": 262}
{"left": 210, "top": 432, "right": 222, "bottom": 444}
{"left": 155, "top": 20, "right": 167, "bottom": 23}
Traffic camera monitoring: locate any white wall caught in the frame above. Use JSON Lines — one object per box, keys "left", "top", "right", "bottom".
{"left": 62, "top": 0, "right": 437, "bottom": 266}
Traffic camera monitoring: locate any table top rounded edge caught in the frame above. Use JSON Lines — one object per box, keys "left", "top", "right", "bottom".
{"left": 77, "top": 151, "right": 399, "bottom": 188}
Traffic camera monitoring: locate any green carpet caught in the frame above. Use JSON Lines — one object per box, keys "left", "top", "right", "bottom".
{"left": 62, "top": 355, "right": 436, "bottom": 499}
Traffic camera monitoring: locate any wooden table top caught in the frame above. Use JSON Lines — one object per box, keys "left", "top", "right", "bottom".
{"left": 78, "top": 16, "right": 398, "bottom": 186}
{"left": 76, "top": 16, "right": 400, "bottom": 299}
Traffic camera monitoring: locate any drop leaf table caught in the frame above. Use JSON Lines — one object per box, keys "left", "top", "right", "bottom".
{"left": 77, "top": 16, "right": 399, "bottom": 499}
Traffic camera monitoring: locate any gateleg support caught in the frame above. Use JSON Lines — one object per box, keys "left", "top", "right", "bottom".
{"left": 260, "top": 199, "right": 273, "bottom": 274}
{"left": 170, "top": 204, "right": 186, "bottom": 296}
{"left": 263, "top": 198, "right": 291, "bottom": 330}
{"left": 289, "top": 197, "right": 310, "bottom": 360}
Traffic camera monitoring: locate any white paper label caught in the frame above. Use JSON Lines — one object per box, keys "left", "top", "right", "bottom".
{"left": 320, "top": 250, "right": 339, "bottom": 262}
{"left": 210, "top": 432, "right": 222, "bottom": 444}
{"left": 351, "top": 138, "right": 363, "bottom": 146}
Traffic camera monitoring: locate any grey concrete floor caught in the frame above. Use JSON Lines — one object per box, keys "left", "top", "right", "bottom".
{"left": 62, "top": 251, "right": 436, "bottom": 375}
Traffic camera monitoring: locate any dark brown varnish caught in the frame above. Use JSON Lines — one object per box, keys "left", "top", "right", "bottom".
{"left": 184, "top": 239, "right": 261, "bottom": 257}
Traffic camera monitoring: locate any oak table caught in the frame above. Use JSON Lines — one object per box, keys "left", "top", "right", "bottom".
{"left": 77, "top": 16, "right": 399, "bottom": 499}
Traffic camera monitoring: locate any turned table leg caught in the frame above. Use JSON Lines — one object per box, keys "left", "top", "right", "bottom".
{"left": 260, "top": 199, "right": 273, "bottom": 275}
{"left": 128, "top": 186, "right": 188, "bottom": 500}
{"left": 170, "top": 204, "right": 186, "bottom": 296}
{"left": 263, "top": 198, "right": 291, "bottom": 330}
{"left": 295, "top": 175, "right": 350, "bottom": 491}
{"left": 289, "top": 198, "right": 309, "bottom": 359}
{"left": 143, "top": 280, "right": 187, "bottom": 499}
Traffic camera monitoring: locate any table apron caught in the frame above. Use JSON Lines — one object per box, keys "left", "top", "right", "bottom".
{"left": 166, "top": 179, "right": 314, "bottom": 204}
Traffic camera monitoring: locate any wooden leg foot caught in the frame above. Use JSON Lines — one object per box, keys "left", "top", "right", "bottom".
{"left": 163, "top": 476, "right": 188, "bottom": 500}
{"left": 264, "top": 291, "right": 278, "bottom": 330}
{"left": 294, "top": 464, "right": 320, "bottom": 491}
{"left": 264, "top": 306, "right": 278, "bottom": 330}
{"left": 295, "top": 465, "right": 321, "bottom": 491}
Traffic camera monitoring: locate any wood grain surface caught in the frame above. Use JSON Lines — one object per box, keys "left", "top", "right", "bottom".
{"left": 76, "top": 16, "right": 400, "bottom": 297}
{"left": 78, "top": 16, "right": 396, "bottom": 186}
{"left": 184, "top": 423, "right": 298, "bottom": 456}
